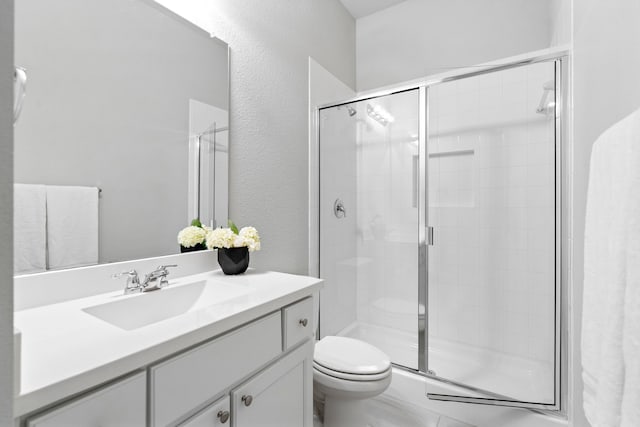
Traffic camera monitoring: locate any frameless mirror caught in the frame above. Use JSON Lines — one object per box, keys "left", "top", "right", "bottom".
{"left": 14, "top": 0, "right": 229, "bottom": 274}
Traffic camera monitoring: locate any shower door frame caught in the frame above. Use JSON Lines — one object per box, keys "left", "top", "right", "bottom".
{"left": 314, "top": 48, "right": 570, "bottom": 414}
{"left": 419, "top": 55, "right": 567, "bottom": 412}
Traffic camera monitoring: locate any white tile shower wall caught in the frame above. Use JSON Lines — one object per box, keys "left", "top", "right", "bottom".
{"left": 428, "top": 62, "right": 556, "bottom": 364}
{"left": 356, "top": 91, "right": 420, "bottom": 346}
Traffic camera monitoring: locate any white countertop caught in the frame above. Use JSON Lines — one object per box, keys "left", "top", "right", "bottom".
{"left": 14, "top": 269, "right": 322, "bottom": 417}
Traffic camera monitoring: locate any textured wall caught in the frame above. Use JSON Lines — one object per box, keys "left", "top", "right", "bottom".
{"left": 356, "top": 0, "right": 552, "bottom": 91}
{"left": 0, "top": 0, "right": 14, "bottom": 422}
{"left": 572, "top": 0, "right": 640, "bottom": 425}
{"left": 153, "top": 0, "right": 356, "bottom": 275}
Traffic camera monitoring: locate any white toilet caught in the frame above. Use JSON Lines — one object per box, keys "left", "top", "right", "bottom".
{"left": 313, "top": 336, "right": 392, "bottom": 427}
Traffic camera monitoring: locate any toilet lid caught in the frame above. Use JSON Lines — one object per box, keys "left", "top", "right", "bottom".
{"left": 314, "top": 336, "right": 391, "bottom": 376}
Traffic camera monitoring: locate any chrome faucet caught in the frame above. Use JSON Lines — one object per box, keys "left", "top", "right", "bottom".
{"left": 112, "top": 264, "right": 177, "bottom": 295}
{"left": 141, "top": 264, "right": 178, "bottom": 292}
{"left": 112, "top": 270, "right": 142, "bottom": 295}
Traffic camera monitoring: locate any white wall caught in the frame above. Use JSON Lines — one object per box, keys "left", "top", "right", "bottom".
{"left": 356, "top": 0, "right": 553, "bottom": 91}
{"left": 572, "top": 0, "right": 640, "bottom": 425}
{"left": 549, "top": 0, "right": 571, "bottom": 47}
{"left": 0, "top": 0, "right": 14, "bottom": 422}
{"left": 153, "top": 0, "right": 356, "bottom": 275}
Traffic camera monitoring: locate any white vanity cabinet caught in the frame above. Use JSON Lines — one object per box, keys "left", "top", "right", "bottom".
{"left": 17, "top": 280, "right": 319, "bottom": 427}
{"left": 151, "top": 312, "right": 283, "bottom": 426}
{"left": 158, "top": 297, "right": 315, "bottom": 427}
{"left": 24, "top": 372, "right": 146, "bottom": 427}
{"left": 179, "top": 341, "right": 313, "bottom": 427}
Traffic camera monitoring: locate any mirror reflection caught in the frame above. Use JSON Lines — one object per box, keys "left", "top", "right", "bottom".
{"left": 13, "top": 0, "right": 229, "bottom": 275}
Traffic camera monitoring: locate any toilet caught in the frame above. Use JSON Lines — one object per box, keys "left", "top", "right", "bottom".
{"left": 313, "top": 336, "right": 392, "bottom": 427}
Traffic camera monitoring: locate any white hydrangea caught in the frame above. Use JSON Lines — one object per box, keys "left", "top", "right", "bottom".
{"left": 206, "top": 227, "right": 235, "bottom": 249}
{"left": 177, "top": 226, "right": 207, "bottom": 248}
{"left": 239, "top": 226, "right": 261, "bottom": 252}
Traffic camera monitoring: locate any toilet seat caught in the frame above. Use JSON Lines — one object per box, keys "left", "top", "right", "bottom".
{"left": 313, "top": 336, "right": 391, "bottom": 382}
{"left": 313, "top": 361, "right": 390, "bottom": 381}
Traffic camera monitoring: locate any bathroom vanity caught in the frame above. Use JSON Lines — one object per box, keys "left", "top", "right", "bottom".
{"left": 14, "top": 267, "right": 321, "bottom": 427}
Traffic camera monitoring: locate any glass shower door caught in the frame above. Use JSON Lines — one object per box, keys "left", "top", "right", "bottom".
{"left": 319, "top": 89, "right": 421, "bottom": 370}
{"left": 424, "top": 60, "right": 561, "bottom": 409}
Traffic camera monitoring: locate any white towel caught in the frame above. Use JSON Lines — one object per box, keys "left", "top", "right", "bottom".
{"left": 582, "top": 108, "right": 640, "bottom": 427}
{"left": 46, "top": 185, "right": 99, "bottom": 270}
{"left": 13, "top": 184, "right": 47, "bottom": 274}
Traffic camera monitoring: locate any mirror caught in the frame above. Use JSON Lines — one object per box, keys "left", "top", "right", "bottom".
{"left": 14, "top": 0, "right": 229, "bottom": 274}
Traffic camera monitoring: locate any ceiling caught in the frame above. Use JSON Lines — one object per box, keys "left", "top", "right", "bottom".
{"left": 339, "top": 0, "right": 407, "bottom": 19}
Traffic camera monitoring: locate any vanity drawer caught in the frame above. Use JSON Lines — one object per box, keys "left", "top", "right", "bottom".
{"left": 150, "top": 312, "right": 282, "bottom": 427}
{"left": 26, "top": 372, "right": 146, "bottom": 427}
{"left": 282, "top": 297, "right": 314, "bottom": 350}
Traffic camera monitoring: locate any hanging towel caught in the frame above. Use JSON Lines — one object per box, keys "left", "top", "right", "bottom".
{"left": 582, "top": 108, "right": 640, "bottom": 427}
{"left": 13, "top": 184, "right": 47, "bottom": 274}
{"left": 46, "top": 185, "right": 99, "bottom": 270}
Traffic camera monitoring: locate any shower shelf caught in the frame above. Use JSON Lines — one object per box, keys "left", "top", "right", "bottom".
{"left": 428, "top": 149, "right": 474, "bottom": 158}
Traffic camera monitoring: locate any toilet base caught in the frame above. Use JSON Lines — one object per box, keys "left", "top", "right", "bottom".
{"left": 322, "top": 395, "right": 368, "bottom": 427}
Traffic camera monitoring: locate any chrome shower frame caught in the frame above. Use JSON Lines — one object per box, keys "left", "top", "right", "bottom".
{"left": 314, "top": 48, "right": 570, "bottom": 414}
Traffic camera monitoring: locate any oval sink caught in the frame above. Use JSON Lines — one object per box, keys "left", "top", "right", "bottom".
{"left": 82, "top": 280, "right": 247, "bottom": 330}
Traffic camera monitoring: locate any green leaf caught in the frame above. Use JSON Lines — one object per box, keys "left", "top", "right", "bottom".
{"left": 190, "top": 218, "right": 203, "bottom": 228}
{"left": 228, "top": 219, "right": 239, "bottom": 235}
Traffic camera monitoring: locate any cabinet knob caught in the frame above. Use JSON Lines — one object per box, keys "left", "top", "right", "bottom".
{"left": 217, "top": 410, "right": 230, "bottom": 423}
{"left": 299, "top": 318, "right": 308, "bottom": 327}
{"left": 242, "top": 394, "right": 253, "bottom": 407}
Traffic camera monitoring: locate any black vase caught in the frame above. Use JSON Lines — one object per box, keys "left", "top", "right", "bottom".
{"left": 180, "top": 243, "right": 207, "bottom": 253}
{"left": 217, "top": 247, "right": 250, "bottom": 275}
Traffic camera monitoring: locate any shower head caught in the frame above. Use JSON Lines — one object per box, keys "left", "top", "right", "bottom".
{"left": 14, "top": 67, "right": 27, "bottom": 125}
{"left": 346, "top": 105, "right": 357, "bottom": 116}
{"left": 536, "top": 80, "right": 555, "bottom": 116}
{"left": 337, "top": 104, "right": 357, "bottom": 117}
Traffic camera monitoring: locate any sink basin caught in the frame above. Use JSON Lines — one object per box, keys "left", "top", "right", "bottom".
{"left": 82, "top": 280, "right": 247, "bottom": 330}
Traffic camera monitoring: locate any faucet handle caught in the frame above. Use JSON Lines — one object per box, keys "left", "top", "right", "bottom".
{"left": 155, "top": 264, "right": 178, "bottom": 274}
{"left": 156, "top": 265, "right": 178, "bottom": 288}
{"left": 112, "top": 270, "right": 141, "bottom": 294}
{"left": 112, "top": 269, "right": 139, "bottom": 280}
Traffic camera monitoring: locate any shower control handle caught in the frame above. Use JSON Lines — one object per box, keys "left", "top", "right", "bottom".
{"left": 334, "top": 199, "right": 346, "bottom": 218}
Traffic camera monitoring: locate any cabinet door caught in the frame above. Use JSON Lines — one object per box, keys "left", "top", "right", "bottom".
{"left": 150, "top": 312, "right": 282, "bottom": 426}
{"left": 282, "top": 297, "right": 314, "bottom": 350}
{"left": 232, "top": 341, "right": 313, "bottom": 427}
{"left": 180, "top": 396, "right": 230, "bottom": 427}
{"left": 25, "top": 372, "right": 146, "bottom": 427}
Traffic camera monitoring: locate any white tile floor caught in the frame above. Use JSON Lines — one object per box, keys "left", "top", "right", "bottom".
{"left": 314, "top": 394, "right": 474, "bottom": 427}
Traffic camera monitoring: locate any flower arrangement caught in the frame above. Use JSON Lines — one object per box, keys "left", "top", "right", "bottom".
{"left": 206, "top": 220, "right": 261, "bottom": 252}
{"left": 178, "top": 219, "right": 260, "bottom": 272}
{"left": 177, "top": 218, "right": 211, "bottom": 250}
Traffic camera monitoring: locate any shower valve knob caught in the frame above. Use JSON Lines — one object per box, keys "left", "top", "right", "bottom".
{"left": 334, "top": 199, "right": 346, "bottom": 218}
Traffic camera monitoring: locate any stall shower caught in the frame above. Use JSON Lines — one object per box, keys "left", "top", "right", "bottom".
{"left": 318, "top": 57, "right": 564, "bottom": 411}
